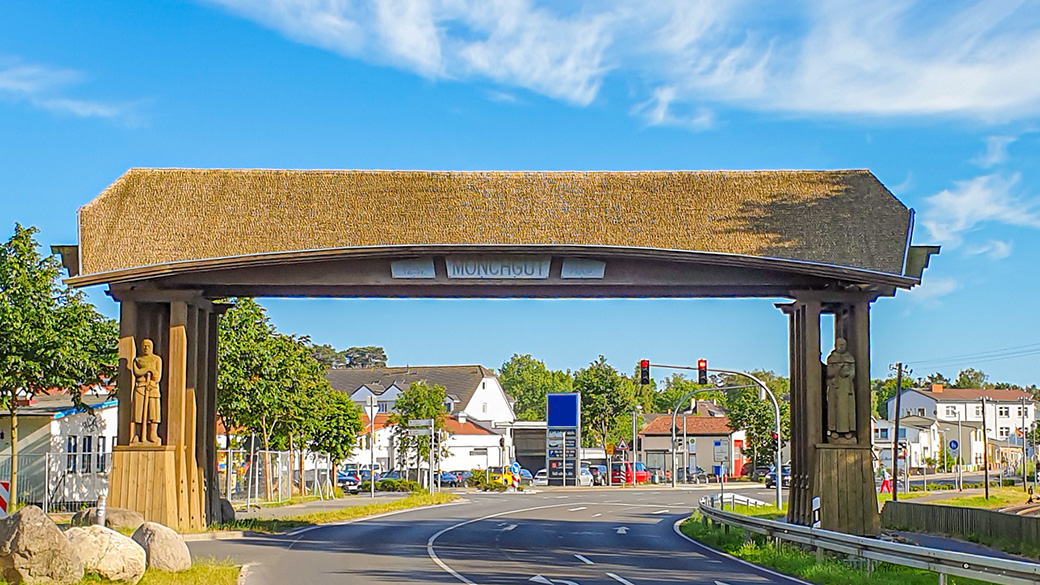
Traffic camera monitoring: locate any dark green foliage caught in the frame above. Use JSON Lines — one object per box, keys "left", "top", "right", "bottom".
{"left": 498, "top": 354, "right": 572, "bottom": 421}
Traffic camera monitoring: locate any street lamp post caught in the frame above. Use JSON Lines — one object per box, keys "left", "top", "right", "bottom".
{"left": 366, "top": 395, "right": 377, "bottom": 498}
{"left": 1022, "top": 396, "right": 1029, "bottom": 492}
{"left": 631, "top": 405, "right": 642, "bottom": 486}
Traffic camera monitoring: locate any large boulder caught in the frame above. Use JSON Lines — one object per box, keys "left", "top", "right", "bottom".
{"left": 131, "top": 522, "right": 191, "bottom": 572}
{"left": 70, "top": 507, "right": 145, "bottom": 532}
{"left": 0, "top": 505, "right": 84, "bottom": 584}
{"left": 219, "top": 498, "right": 235, "bottom": 524}
{"left": 66, "top": 525, "right": 146, "bottom": 584}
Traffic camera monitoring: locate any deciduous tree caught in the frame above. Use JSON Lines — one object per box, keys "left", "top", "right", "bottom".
{"left": 573, "top": 356, "right": 636, "bottom": 449}
{"left": 0, "top": 224, "right": 117, "bottom": 500}
{"left": 498, "top": 354, "right": 572, "bottom": 421}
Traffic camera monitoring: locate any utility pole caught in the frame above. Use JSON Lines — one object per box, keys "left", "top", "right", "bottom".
{"left": 367, "top": 395, "right": 377, "bottom": 498}
{"left": 891, "top": 363, "right": 905, "bottom": 501}
{"left": 982, "top": 396, "right": 990, "bottom": 500}
{"left": 1022, "top": 396, "right": 1028, "bottom": 492}
{"left": 957, "top": 408, "right": 963, "bottom": 491}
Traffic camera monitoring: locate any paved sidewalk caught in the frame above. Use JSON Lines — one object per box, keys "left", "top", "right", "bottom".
{"left": 890, "top": 530, "right": 1039, "bottom": 563}
{"left": 236, "top": 492, "right": 410, "bottom": 520}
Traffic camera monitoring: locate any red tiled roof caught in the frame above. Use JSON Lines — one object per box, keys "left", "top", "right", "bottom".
{"left": 360, "top": 413, "right": 394, "bottom": 432}
{"left": 920, "top": 387, "right": 1033, "bottom": 402}
{"left": 639, "top": 415, "right": 734, "bottom": 436}
{"left": 443, "top": 416, "right": 493, "bottom": 436}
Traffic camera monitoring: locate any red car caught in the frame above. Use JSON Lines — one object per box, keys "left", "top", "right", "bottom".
{"left": 610, "top": 461, "right": 650, "bottom": 485}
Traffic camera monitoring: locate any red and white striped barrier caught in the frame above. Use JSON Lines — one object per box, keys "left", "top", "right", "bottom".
{"left": 0, "top": 480, "right": 10, "bottom": 517}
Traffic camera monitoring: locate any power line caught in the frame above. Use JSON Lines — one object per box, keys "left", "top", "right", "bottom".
{"left": 905, "top": 342, "right": 1040, "bottom": 369}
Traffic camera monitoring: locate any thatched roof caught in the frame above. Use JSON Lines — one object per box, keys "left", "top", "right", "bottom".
{"left": 77, "top": 168, "right": 912, "bottom": 277}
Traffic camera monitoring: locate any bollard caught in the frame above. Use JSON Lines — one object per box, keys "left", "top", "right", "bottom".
{"left": 937, "top": 572, "right": 946, "bottom": 585}
{"left": 95, "top": 494, "right": 107, "bottom": 527}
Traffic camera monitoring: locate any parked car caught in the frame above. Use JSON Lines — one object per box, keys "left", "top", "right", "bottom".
{"left": 534, "top": 469, "right": 548, "bottom": 486}
{"left": 578, "top": 466, "right": 594, "bottom": 486}
{"left": 379, "top": 469, "right": 403, "bottom": 481}
{"left": 338, "top": 472, "right": 361, "bottom": 494}
{"left": 518, "top": 468, "right": 534, "bottom": 486}
{"left": 610, "top": 461, "right": 650, "bottom": 484}
{"left": 750, "top": 466, "right": 772, "bottom": 481}
{"left": 764, "top": 466, "right": 791, "bottom": 488}
{"left": 449, "top": 470, "right": 473, "bottom": 486}
{"left": 681, "top": 466, "right": 710, "bottom": 484}
{"left": 588, "top": 465, "right": 608, "bottom": 486}
{"left": 439, "top": 471, "right": 460, "bottom": 486}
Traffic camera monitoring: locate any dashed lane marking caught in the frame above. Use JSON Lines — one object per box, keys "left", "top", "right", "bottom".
{"left": 574, "top": 554, "right": 594, "bottom": 564}
{"left": 607, "top": 572, "right": 635, "bottom": 585}
{"left": 569, "top": 507, "right": 587, "bottom": 511}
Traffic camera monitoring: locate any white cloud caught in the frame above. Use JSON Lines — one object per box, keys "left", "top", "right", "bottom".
{"left": 205, "top": 0, "right": 1040, "bottom": 125}
{"left": 0, "top": 58, "right": 135, "bottom": 120}
{"left": 964, "top": 239, "right": 1013, "bottom": 259}
{"left": 904, "top": 276, "right": 959, "bottom": 303}
{"left": 919, "top": 173, "right": 1040, "bottom": 249}
{"left": 972, "top": 136, "right": 1016, "bottom": 168}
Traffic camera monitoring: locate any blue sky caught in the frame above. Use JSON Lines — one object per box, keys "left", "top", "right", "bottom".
{"left": 2, "top": 1, "right": 1039, "bottom": 386}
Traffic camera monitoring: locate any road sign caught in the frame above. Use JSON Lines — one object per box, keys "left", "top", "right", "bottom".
{"left": 616, "top": 438, "right": 629, "bottom": 452}
{"left": 470, "top": 448, "right": 488, "bottom": 455}
{"left": 949, "top": 439, "right": 959, "bottom": 451}
{"left": 713, "top": 440, "right": 727, "bottom": 461}
{"left": 605, "top": 444, "right": 614, "bottom": 455}
{"left": 510, "top": 462, "right": 521, "bottom": 474}
{"left": 408, "top": 419, "right": 433, "bottom": 426}
{"left": 407, "top": 428, "right": 431, "bottom": 436}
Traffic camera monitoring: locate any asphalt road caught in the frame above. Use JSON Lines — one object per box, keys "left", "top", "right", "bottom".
{"left": 190, "top": 486, "right": 805, "bottom": 585}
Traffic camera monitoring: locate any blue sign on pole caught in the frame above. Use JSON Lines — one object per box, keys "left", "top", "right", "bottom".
{"left": 949, "top": 439, "right": 959, "bottom": 451}
{"left": 547, "top": 393, "right": 580, "bottom": 428}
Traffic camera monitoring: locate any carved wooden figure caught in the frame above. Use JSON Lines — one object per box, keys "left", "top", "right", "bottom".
{"left": 826, "top": 337, "right": 857, "bottom": 441}
{"left": 131, "top": 338, "right": 162, "bottom": 445}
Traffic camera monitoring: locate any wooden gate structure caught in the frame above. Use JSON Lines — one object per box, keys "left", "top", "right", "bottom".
{"left": 59, "top": 168, "right": 937, "bottom": 534}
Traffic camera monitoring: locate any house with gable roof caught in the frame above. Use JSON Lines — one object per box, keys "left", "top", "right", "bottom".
{"left": 638, "top": 412, "right": 746, "bottom": 480}
{"left": 327, "top": 365, "right": 516, "bottom": 472}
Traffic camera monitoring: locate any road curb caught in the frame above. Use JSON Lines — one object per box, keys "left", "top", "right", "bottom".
{"left": 181, "top": 530, "right": 248, "bottom": 541}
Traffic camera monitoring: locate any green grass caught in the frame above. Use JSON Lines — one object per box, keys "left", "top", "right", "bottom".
{"left": 922, "top": 487, "right": 1028, "bottom": 509}
{"left": 0, "top": 559, "right": 239, "bottom": 585}
{"left": 680, "top": 513, "right": 989, "bottom": 585}
{"left": 217, "top": 491, "right": 459, "bottom": 533}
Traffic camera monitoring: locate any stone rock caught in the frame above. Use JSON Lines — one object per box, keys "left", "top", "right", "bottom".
{"left": 66, "top": 525, "right": 146, "bottom": 584}
{"left": 131, "top": 522, "right": 191, "bottom": 572}
{"left": 219, "top": 498, "right": 235, "bottom": 524}
{"left": 70, "top": 507, "right": 145, "bottom": 532}
{"left": 0, "top": 505, "right": 84, "bottom": 584}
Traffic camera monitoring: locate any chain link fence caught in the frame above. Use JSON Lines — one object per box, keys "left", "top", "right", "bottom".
{"left": 0, "top": 451, "right": 112, "bottom": 513}
{"left": 216, "top": 449, "right": 337, "bottom": 508}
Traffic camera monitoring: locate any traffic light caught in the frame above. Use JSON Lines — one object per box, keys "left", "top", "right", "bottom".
{"left": 499, "top": 437, "right": 506, "bottom": 448}
{"left": 639, "top": 360, "right": 650, "bottom": 385}
{"left": 771, "top": 432, "right": 779, "bottom": 451}
{"left": 697, "top": 359, "right": 708, "bottom": 385}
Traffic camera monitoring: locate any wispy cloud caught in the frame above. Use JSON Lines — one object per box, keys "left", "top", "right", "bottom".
{"left": 904, "top": 276, "right": 959, "bottom": 303}
{"left": 964, "top": 239, "right": 1013, "bottom": 259}
{"left": 973, "top": 136, "right": 1017, "bottom": 168}
{"left": 0, "top": 58, "right": 136, "bottom": 121}
{"left": 205, "top": 1, "right": 1040, "bottom": 126}
{"left": 919, "top": 173, "right": 1040, "bottom": 249}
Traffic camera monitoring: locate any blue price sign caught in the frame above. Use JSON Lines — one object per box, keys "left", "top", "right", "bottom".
{"left": 949, "top": 439, "right": 959, "bottom": 451}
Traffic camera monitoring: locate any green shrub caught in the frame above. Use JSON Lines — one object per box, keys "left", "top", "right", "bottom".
{"left": 467, "top": 469, "right": 506, "bottom": 491}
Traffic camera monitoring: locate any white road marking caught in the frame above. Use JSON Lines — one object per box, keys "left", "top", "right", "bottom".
{"left": 568, "top": 506, "right": 587, "bottom": 511}
{"left": 607, "top": 572, "right": 635, "bottom": 585}
{"left": 574, "top": 554, "right": 594, "bottom": 564}
{"left": 615, "top": 526, "right": 629, "bottom": 534}
{"left": 716, "top": 581, "right": 732, "bottom": 585}
{"left": 530, "top": 576, "right": 553, "bottom": 585}
{"left": 556, "top": 495, "right": 570, "bottom": 499}
{"left": 501, "top": 524, "right": 517, "bottom": 531}
{"left": 651, "top": 509, "right": 669, "bottom": 514}
{"left": 591, "top": 513, "right": 602, "bottom": 517}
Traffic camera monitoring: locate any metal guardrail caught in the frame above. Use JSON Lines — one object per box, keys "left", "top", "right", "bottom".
{"left": 698, "top": 499, "right": 1040, "bottom": 585}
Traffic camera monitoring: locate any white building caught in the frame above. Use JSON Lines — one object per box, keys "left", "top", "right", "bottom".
{"left": 0, "top": 391, "right": 117, "bottom": 510}
{"left": 886, "top": 384, "right": 1035, "bottom": 442}
{"left": 638, "top": 413, "right": 747, "bottom": 479}
{"left": 328, "top": 365, "right": 516, "bottom": 470}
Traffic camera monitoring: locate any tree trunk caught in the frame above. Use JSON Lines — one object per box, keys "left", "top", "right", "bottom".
{"left": 260, "top": 427, "right": 273, "bottom": 501}
{"left": 9, "top": 395, "right": 18, "bottom": 508}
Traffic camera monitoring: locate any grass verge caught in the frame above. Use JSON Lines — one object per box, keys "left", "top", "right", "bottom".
{"left": 679, "top": 513, "right": 989, "bottom": 585}
{"left": 0, "top": 559, "right": 241, "bottom": 585}
{"left": 917, "top": 487, "right": 1028, "bottom": 509}
{"left": 217, "top": 491, "right": 459, "bottom": 533}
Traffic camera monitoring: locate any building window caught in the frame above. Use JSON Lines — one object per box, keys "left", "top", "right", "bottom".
{"left": 1017, "top": 407, "right": 1025, "bottom": 417}
{"left": 897, "top": 429, "right": 906, "bottom": 439}
{"left": 377, "top": 402, "right": 389, "bottom": 413}
{"left": 998, "top": 406, "right": 1010, "bottom": 417}
{"left": 916, "top": 408, "right": 925, "bottom": 417}
{"left": 945, "top": 406, "right": 957, "bottom": 418}
{"left": 974, "top": 406, "right": 982, "bottom": 418}
{"left": 998, "top": 427, "right": 1011, "bottom": 439}
{"left": 82, "top": 436, "right": 93, "bottom": 473}
{"left": 482, "top": 402, "right": 487, "bottom": 414}
{"left": 67, "top": 436, "right": 78, "bottom": 473}
{"left": 875, "top": 428, "right": 889, "bottom": 439}
{"left": 98, "top": 436, "right": 107, "bottom": 471}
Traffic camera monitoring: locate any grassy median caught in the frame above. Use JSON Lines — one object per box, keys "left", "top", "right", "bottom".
{"left": 0, "top": 559, "right": 241, "bottom": 585}
{"left": 218, "top": 491, "right": 459, "bottom": 533}
{"left": 679, "top": 512, "right": 989, "bottom": 585}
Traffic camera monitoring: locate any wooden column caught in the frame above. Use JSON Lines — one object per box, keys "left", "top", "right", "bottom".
{"left": 107, "top": 290, "right": 210, "bottom": 531}
{"left": 780, "top": 298, "right": 822, "bottom": 527}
